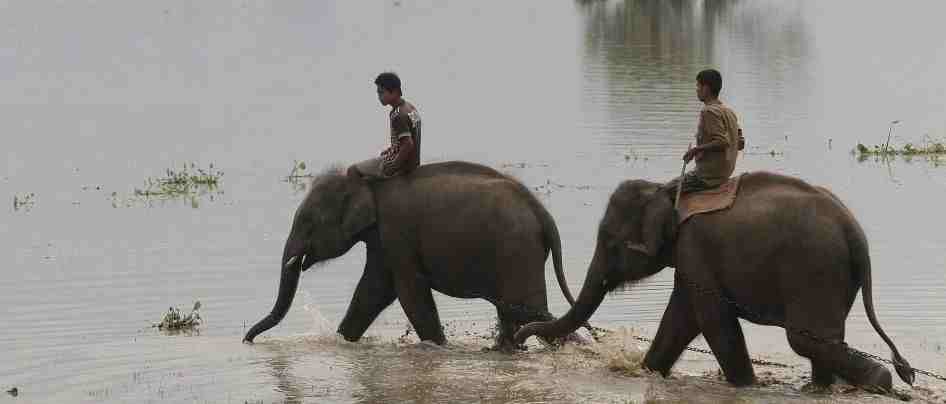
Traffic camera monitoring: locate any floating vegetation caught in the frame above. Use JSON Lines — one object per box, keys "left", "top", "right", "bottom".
{"left": 623, "top": 151, "right": 648, "bottom": 162}
{"left": 153, "top": 301, "right": 202, "bottom": 333}
{"left": 286, "top": 160, "right": 313, "bottom": 181}
{"left": 285, "top": 160, "right": 315, "bottom": 193}
{"left": 744, "top": 147, "right": 784, "bottom": 157}
{"left": 853, "top": 136, "right": 946, "bottom": 168}
{"left": 134, "top": 163, "right": 223, "bottom": 197}
{"left": 111, "top": 163, "right": 223, "bottom": 208}
{"left": 855, "top": 141, "right": 946, "bottom": 157}
{"left": 533, "top": 179, "right": 594, "bottom": 195}
{"left": 12, "top": 192, "right": 36, "bottom": 211}
{"left": 501, "top": 162, "right": 551, "bottom": 169}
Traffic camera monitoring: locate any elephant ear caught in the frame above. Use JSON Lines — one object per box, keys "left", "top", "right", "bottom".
{"left": 341, "top": 171, "right": 377, "bottom": 239}
{"left": 640, "top": 189, "right": 674, "bottom": 258}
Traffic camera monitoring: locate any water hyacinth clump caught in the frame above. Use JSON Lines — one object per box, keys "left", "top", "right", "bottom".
{"left": 134, "top": 163, "right": 223, "bottom": 198}
{"left": 12, "top": 192, "right": 36, "bottom": 211}
{"left": 286, "top": 160, "right": 313, "bottom": 181}
{"left": 855, "top": 139, "right": 946, "bottom": 157}
{"left": 154, "top": 301, "right": 202, "bottom": 331}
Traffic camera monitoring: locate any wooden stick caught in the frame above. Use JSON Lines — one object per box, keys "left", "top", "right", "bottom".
{"left": 674, "top": 143, "right": 692, "bottom": 210}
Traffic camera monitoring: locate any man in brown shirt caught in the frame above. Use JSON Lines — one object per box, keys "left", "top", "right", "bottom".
{"left": 666, "top": 69, "right": 744, "bottom": 199}
{"left": 350, "top": 72, "right": 422, "bottom": 180}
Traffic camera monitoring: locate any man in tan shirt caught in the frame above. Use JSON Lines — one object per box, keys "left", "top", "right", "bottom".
{"left": 666, "top": 69, "right": 744, "bottom": 200}
{"left": 350, "top": 72, "right": 422, "bottom": 181}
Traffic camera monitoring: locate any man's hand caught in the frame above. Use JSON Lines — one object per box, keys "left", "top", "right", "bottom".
{"left": 683, "top": 147, "right": 702, "bottom": 163}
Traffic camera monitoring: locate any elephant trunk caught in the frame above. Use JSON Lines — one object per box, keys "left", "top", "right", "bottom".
{"left": 514, "top": 250, "right": 609, "bottom": 344}
{"left": 243, "top": 255, "right": 302, "bottom": 343}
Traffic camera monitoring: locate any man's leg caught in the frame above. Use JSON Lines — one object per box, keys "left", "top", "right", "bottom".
{"left": 663, "top": 171, "right": 711, "bottom": 202}
{"left": 349, "top": 157, "right": 390, "bottom": 181}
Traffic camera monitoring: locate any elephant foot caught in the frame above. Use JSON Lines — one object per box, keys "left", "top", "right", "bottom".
{"left": 837, "top": 354, "right": 892, "bottom": 394}
{"left": 859, "top": 366, "right": 893, "bottom": 394}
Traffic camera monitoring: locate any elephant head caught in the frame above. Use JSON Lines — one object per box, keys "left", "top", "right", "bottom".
{"left": 244, "top": 168, "right": 376, "bottom": 343}
{"left": 515, "top": 180, "right": 674, "bottom": 343}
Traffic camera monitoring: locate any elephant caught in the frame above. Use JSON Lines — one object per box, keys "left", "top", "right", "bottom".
{"left": 244, "top": 161, "right": 578, "bottom": 350}
{"left": 514, "top": 172, "right": 915, "bottom": 392}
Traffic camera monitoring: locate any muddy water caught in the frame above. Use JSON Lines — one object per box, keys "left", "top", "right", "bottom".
{"left": 2, "top": 0, "right": 946, "bottom": 403}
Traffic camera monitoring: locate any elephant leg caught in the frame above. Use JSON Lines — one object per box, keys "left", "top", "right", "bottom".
{"left": 337, "top": 248, "right": 397, "bottom": 342}
{"left": 393, "top": 269, "right": 446, "bottom": 345}
{"left": 786, "top": 330, "right": 891, "bottom": 392}
{"left": 405, "top": 285, "right": 445, "bottom": 344}
{"left": 644, "top": 278, "right": 701, "bottom": 377}
{"left": 692, "top": 294, "right": 755, "bottom": 386}
{"left": 490, "top": 290, "right": 553, "bottom": 351}
{"left": 811, "top": 360, "right": 835, "bottom": 387}
{"left": 493, "top": 306, "right": 525, "bottom": 352}
{"left": 811, "top": 322, "right": 840, "bottom": 387}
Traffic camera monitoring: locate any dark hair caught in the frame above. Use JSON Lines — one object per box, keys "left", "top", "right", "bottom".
{"left": 696, "top": 69, "right": 722, "bottom": 96}
{"left": 374, "top": 72, "right": 402, "bottom": 95}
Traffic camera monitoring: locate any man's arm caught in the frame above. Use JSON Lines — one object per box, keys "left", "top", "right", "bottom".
{"left": 684, "top": 109, "right": 731, "bottom": 162}
{"left": 381, "top": 135, "right": 415, "bottom": 176}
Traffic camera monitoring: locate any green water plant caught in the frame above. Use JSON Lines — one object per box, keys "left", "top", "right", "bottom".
{"left": 153, "top": 301, "right": 202, "bottom": 331}
{"left": 111, "top": 163, "right": 223, "bottom": 207}
{"left": 285, "top": 160, "right": 315, "bottom": 193}
{"left": 855, "top": 140, "right": 946, "bottom": 158}
{"left": 12, "top": 192, "right": 36, "bottom": 211}
{"left": 134, "top": 163, "right": 223, "bottom": 197}
{"left": 286, "top": 160, "right": 313, "bottom": 181}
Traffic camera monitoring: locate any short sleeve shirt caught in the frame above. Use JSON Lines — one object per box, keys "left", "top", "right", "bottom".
{"left": 694, "top": 100, "right": 740, "bottom": 187}
{"left": 388, "top": 100, "right": 422, "bottom": 171}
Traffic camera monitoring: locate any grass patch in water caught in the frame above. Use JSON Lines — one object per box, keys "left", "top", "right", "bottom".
{"left": 111, "top": 163, "right": 224, "bottom": 207}
{"left": 12, "top": 192, "right": 36, "bottom": 211}
{"left": 134, "top": 163, "right": 223, "bottom": 197}
{"left": 855, "top": 141, "right": 946, "bottom": 157}
{"left": 153, "top": 301, "right": 202, "bottom": 333}
{"left": 285, "top": 160, "right": 315, "bottom": 193}
{"left": 285, "top": 160, "right": 313, "bottom": 181}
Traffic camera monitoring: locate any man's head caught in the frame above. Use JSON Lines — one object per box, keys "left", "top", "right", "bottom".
{"left": 374, "top": 72, "right": 402, "bottom": 106}
{"left": 696, "top": 69, "right": 722, "bottom": 102}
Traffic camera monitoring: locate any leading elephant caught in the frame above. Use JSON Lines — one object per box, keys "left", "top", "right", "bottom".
{"left": 515, "top": 172, "right": 914, "bottom": 392}
{"left": 244, "top": 161, "right": 577, "bottom": 350}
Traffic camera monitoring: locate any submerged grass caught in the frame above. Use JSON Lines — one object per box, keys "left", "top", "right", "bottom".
{"left": 285, "top": 160, "right": 316, "bottom": 193}
{"left": 12, "top": 192, "right": 36, "bottom": 211}
{"left": 855, "top": 141, "right": 946, "bottom": 157}
{"left": 286, "top": 160, "right": 313, "bottom": 181}
{"left": 153, "top": 301, "right": 202, "bottom": 333}
{"left": 112, "top": 163, "right": 224, "bottom": 207}
{"left": 134, "top": 163, "right": 223, "bottom": 197}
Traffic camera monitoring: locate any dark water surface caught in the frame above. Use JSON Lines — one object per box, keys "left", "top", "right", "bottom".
{"left": 2, "top": 1, "right": 945, "bottom": 403}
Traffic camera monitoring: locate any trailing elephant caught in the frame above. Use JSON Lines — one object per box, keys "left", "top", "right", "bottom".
{"left": 515, "top": 172, "right": 914, "bottom": 392}
{"left": 244, "top": 161, "right": 578, "bottom": 350}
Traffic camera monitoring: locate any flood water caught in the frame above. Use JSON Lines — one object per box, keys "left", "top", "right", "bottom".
{"left": 3, "top": 1, "right": 946, "bottom": 403}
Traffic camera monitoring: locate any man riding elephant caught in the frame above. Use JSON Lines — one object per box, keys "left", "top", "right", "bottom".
{"left": 665, "top": 69, "right": 745, "bottom": 200}
{"left": 350, "top": 72, "right": 422, "bottom": 181}
{"left": 244, "top": 161, "right": 581, "bottom": 351}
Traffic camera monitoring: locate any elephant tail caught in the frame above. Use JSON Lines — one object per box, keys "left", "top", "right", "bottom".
{"left": 527, "top": 196, "right": 576, "bottom": 307}
{"left": 851, "top": 227, "right": 915, "bottom": 386}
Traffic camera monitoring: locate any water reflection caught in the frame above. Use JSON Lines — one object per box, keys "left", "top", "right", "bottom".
{"left": 576, "top": 0, "right": 814, "bottom": 156}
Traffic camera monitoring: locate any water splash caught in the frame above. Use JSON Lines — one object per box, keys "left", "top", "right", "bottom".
{"left": 299, "top": 290, "right": 335, "bottom": 335}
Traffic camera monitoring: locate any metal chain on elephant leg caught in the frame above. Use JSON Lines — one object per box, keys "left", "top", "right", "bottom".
{"left": 449, "top": 281, "right": 946, "bottom": 383}
{"left": 413, "top": 273, "right": 601, "bottom": 342}
{"left": 675, "top": 270, "right": 946, "bottom": 384}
